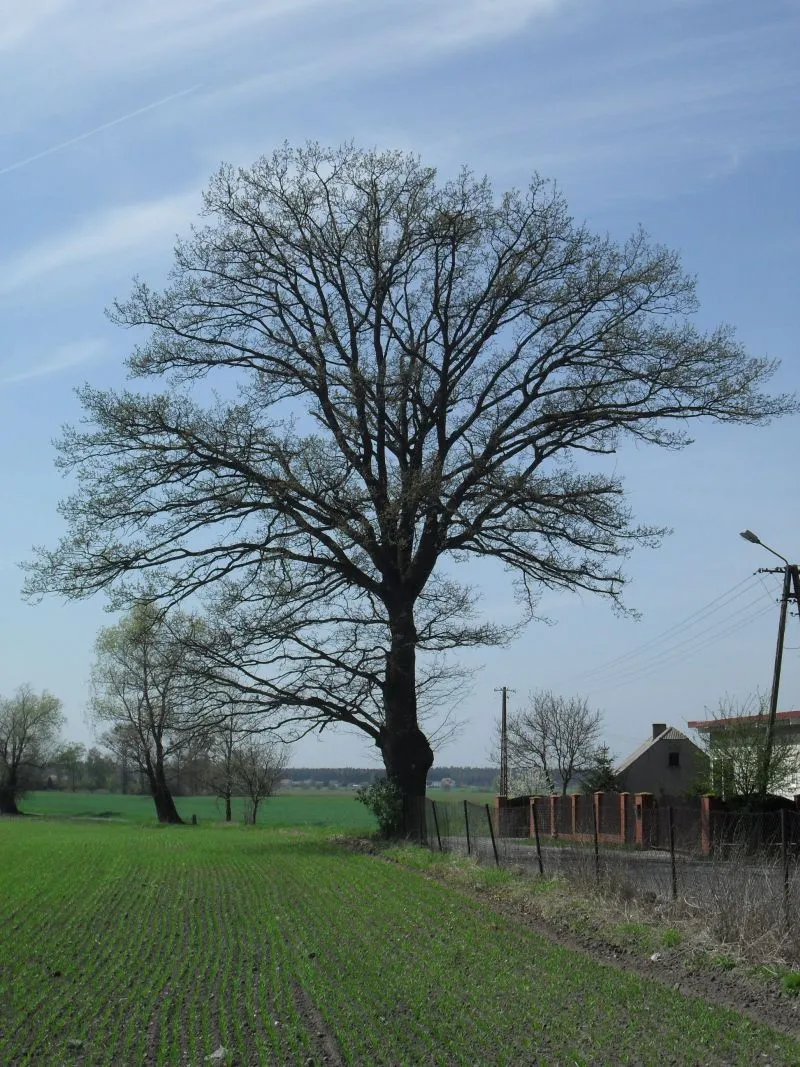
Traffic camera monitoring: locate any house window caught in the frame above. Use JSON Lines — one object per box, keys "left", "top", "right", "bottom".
{"left": 668, "top": 751, "right": 680, "bottom": 768}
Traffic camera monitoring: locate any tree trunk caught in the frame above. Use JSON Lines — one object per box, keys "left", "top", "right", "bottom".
{"left": 380, "top": 604, "right": 433, "bottom": 838}
{"left": 0, "top": 780, "right": 21, "bottom": 815}
{"left": 149, "top": 761, "right": 184, "bottom": 824}
{"left": 224, "top": 791, "right": 232, "bottom": 823}
{"left": 251, "top": 798, "right": 260, "bottom": 825}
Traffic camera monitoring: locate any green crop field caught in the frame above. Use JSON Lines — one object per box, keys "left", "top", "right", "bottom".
{"left": 20, "top": 790, "right": 378, "bottom": 831}
{"left": 19, "top": 789, "right": 496, "bottom": 828}
{"left": 1, "top": 819, "right": 797, "bottom": 1066}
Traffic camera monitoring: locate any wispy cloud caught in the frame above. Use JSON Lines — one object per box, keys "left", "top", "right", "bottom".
{"left": 0, "top": 190, "right": 200, "bottom": 294}
{"left": 0, "top": 338, "right": 106, "bottom": 385}
{"left": 0, "top": 0, "right": 562, "bottom": 138}
{"left": 207, "top": 0, "right": 561, "bottom": 105}
{"left": 0, "top": 85, "right": 202, "bottom": 177}
{"left": 0, "top": 0, "right": 69, "bottom": 52}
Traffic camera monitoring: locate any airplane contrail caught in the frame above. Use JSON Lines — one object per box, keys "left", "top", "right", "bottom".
{"left": 0, "top": 83, "right": 202, "bottom": 177}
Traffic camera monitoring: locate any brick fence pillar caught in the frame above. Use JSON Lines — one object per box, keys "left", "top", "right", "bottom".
{"left": 700, "top": 794, "right": 724, "bottom": 856}
{"left": 619, "top": 792, "right": 630, "bottom": 844}
{"left": 550, "top": 794, "right": 559, "bottom": 837}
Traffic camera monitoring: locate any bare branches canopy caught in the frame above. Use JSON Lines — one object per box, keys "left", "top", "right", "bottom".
{"left": 23, "top": 143, "right": 794, "bottom": 799}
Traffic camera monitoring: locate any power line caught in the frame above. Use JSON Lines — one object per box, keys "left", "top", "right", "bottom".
{"left": 583, "top": 600, "right": 777, "bottom": 697}
{"left": 552, "top": 573, "right": 771, "bottom": 689}
{"left": 583, "top": 590, "right": 777, "bottom": 688}
{"left": 586, "top": 598, "right": 776, "bottom": 692}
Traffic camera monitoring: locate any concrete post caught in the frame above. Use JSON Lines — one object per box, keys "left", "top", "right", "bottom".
{"left": 634, "top": 793, "right": 655, "bottom": 848}
{"left": 594, "top": 791, "right": 603, "bottom": 841}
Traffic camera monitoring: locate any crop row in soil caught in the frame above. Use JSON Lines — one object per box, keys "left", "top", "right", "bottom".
{"left": 1, "top": 820, "right": 797, "bottom": 1065}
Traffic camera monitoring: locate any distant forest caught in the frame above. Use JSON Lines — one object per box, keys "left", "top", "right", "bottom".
{"left": 286, "top": 767, "right": 497, "bottom": 789}
{"left": 29, "top": 748, "right": 498, "bottom": 795}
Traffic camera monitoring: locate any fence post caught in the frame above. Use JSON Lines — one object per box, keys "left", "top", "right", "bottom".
{"left": 431, "top": 800, "right": 443, "bottom": 853}
{"left": 634, "top": 793, "right": 654, "bottom": 848}
{"left": 781, "top": 808, "right": 790, "bottom": 933}
{"left": 668, "top": 805, "right": 677, "bottom": 902}
{"left": 594, "top": 791, "right": 603, "bottom": 843}
{"left": 592, "top": 800, "right": 600, "bottom": 883}
{"left": 464, "top": 800, "right": 471, "bottom": 856}
{"left": 485, "top": 804, "right": 500, "bottom": 866}
{"left": 531, "top": 798, "right": 544, "bottom": 877}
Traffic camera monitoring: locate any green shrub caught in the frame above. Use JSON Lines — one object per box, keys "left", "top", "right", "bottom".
{"left": 355, "top": 777, "right": 404, "bottom": 837}
{"left": 661, "top": 928, "right": 682, "bottom": 948}
{"left": 711, "top": 953, "right": 737, "bottom": 971}
{"left": 781, "top": 971, "right": 800, "bottom": 996}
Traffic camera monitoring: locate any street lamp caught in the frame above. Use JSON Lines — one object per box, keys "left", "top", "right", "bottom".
{"left": 739, "top": 530, "right": 800, "bottom": 799}
{"left": 740, "top": 530, "right": 792, "bottom": 567}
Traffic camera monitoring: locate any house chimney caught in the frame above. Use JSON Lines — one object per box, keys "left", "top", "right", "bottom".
{"left": 652, "top": 723, "right": 667, "bottom": 740}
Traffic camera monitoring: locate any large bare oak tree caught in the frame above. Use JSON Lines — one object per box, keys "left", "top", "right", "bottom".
{"left": 24, "top": 143, "right": 793, "bottom": 805}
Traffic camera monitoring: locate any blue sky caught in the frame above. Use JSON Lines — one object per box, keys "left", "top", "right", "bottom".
{"left": 1, "top": 0, "right": 798, "bottom": 769}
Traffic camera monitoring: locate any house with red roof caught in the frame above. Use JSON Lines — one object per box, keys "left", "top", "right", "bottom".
{"left": 687, "top": 709, "right": 800, "bottom": 798}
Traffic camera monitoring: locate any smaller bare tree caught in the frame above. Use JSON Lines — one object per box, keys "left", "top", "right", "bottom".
{"left": 506, "top": 691, "right": 602, "bottom": 795}
{"left": 0, "top": 686, "right": 64, "bottom": 814}
{"left": 90, "top": 603, "right": 223, "bottom": 824}
{"left": 232, "top": 739, "right": 288, "bottom": 825}
{"left": 204, "top": 712, "right": 252, "bottom": 822}
{"left": 54, "top": 742, "right": 86, "bottom": 792}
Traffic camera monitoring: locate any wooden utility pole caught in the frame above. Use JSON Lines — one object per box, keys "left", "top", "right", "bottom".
{"left": 495, "top": 686, "right": 514, "bottom": 797}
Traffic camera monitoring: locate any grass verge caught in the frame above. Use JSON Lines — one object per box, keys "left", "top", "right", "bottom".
{"left": 377, "top": 838, "right": 800, "bottom": 1028}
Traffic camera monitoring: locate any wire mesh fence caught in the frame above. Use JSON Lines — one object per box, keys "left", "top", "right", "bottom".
{"left": 411, "top": 795, "right": 800, "bottom": 953}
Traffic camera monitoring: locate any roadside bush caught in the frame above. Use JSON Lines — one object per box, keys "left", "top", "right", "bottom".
{"left": 355, "top": 777, "right": 404, "bottom": 837}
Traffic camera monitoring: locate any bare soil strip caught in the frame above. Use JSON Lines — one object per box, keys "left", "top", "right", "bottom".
{"left": 291, "top": 979, "right": 345, "bottom": 1067}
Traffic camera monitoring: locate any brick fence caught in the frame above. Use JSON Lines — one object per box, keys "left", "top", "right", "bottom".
{"left": 495, "top": 792, "right": 778, "bottom": 856}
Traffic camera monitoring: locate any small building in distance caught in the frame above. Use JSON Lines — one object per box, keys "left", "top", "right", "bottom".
{"left": 615, "top": 723, "right": 707, "bottom": 797}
